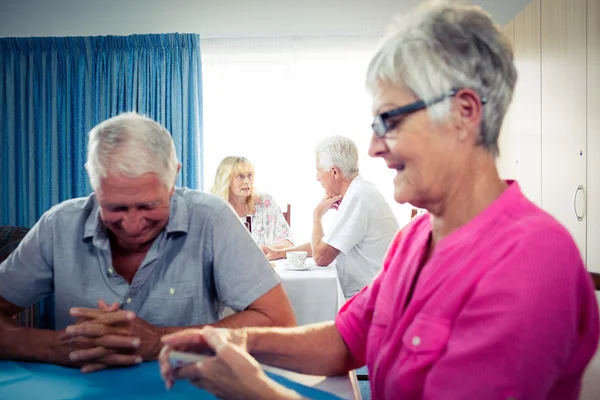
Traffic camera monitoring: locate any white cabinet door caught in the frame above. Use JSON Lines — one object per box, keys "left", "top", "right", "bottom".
{"left": 541, "top": 0, "right": 587, "bottom": 260}
{"left": 498, "top": 0, "right": 542, "bottom": 206}
{"left": 587, "top": 0, "right": 600, "bottom": 273}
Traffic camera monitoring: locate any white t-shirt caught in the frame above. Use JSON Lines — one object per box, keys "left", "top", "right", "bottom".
{"left": 322, "top": 175, "right": 399, "bottom": 299}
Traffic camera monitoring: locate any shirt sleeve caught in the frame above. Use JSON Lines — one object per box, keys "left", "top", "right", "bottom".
{"left": 323, "top": 195, "right": 367, "bottom": 254}
{"left": 334, "top": 232, "right": 402, "bottom": 364}
{"left": 209, "top": 204, "right": 282, "bottom": 311}
{"left": 0, "top": 213, "right": 55, "bottom": 308}
{"left": 423, "top": 229, "right": 600, "bottom": 399}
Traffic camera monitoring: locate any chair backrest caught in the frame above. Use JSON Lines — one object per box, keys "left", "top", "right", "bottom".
{"left": 282, "top": 204, "right": 291, "bottom": 226}
{"left": 591, "top": 272, "right": 600, "bottom": 291}
{"left": 0, "top": 226, "right": 44, "bottom": 328}
{"left": 0, "top": 226, "right": 30, "bottom": 263}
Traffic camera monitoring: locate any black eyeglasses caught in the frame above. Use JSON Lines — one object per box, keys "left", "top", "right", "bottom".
{"left": 371, "top": 88, "right": 488, "bottom": 138}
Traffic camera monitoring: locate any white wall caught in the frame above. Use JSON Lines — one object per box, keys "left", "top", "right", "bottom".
{"left": 0, "top": 0, "right": 530, "bottom": 38}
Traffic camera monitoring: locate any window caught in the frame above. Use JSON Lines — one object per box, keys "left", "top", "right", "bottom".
{"left": 201, "top": 36, "right": 411, "bottom": 240}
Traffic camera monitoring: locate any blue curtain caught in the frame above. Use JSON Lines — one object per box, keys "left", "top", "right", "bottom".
{"left": 0, "top": 33, "right": 203, "bottom": 228}
{"left": 0, "top": 34, "right": 202, "bottom": 329}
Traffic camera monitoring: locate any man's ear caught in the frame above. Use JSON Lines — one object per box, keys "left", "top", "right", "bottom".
{"left": 170, "top": 163, "right": 182, "bottom": 195}
{"left": 332, "top": 166, "right": 341, "bottom": 179}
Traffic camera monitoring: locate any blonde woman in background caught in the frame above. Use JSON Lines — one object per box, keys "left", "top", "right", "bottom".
{"left": 210, "top": 156, "right": 294, "bottom": 250}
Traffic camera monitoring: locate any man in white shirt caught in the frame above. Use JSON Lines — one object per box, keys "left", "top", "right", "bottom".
{"left": 264, "top": 136, "right": 399, "bottom": 299}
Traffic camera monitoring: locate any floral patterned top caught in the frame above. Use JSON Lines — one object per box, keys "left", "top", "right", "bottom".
{"left": 242, "top": 192, "right": 294, "bottom": 246}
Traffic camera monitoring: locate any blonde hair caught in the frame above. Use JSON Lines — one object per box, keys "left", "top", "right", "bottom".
{"left": 210, "top": 156, "right": 256, "bottom": 214}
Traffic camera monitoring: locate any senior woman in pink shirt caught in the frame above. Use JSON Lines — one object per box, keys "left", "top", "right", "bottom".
{"left": 158, "top": 1, "right": 600, "bottom": 399}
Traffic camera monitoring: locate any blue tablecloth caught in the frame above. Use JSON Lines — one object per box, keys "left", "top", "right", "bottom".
{"left": 0, "top": 361, "right": 342, "bottom": 399}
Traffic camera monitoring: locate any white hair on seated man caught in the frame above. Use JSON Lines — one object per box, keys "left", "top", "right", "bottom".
{"left": 314, "top": 135, "right": 360, "bottom": 179}
{"left": 85, "top": 112, "right": 180, "bottom": 190}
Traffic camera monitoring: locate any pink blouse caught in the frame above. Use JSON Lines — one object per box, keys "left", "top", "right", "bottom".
{"left": 335, "top": 182, "right": 599, "bottom": 400}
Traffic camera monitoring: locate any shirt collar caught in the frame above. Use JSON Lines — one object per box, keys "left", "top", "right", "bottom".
{"left": 342, "top": 174, "right": 362, "bottom": 200}
{"left": 430, "top": 180, "right": 523, "bottom": 254}
{"left": 83, "top": 193, "right": 103, "bottom": 240}
{"left": 165, "top": 190, "right": 189, "bottom": 234}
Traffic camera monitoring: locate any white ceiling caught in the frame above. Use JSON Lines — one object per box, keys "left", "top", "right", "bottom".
{"left": 0, "top": 0, "right": 531, "bottom": 38}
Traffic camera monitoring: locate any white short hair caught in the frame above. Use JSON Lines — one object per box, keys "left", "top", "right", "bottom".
{"left": 315, "top": 136, "right": 359, "bottom": 178}
{"left": 366, "top": 0, "right": 517, "bottom": 156}
{"left": 85, "top": 112, "right": 179, "bottom": 190}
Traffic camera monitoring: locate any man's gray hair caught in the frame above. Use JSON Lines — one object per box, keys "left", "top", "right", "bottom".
{"left": 366, "top": 0, "right": 517, "bottom": 156}
{"left": 85, "top": 112, "right": 179, "bottom": 190}
{"left": 315, "top": 136, "right": 359, "bottom": 178}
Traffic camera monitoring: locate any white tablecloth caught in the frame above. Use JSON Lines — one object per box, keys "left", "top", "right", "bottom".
{"left": 274, "top": 258, "right": 345, "bottom": 326}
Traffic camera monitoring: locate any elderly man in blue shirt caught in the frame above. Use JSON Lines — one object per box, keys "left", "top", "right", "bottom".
{"left": 0, "top": 112, "right": 295, "bottom": 373}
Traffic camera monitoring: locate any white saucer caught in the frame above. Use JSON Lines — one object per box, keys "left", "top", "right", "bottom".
{"left": 283, "top": 260, "right": 315, "bottom": 271}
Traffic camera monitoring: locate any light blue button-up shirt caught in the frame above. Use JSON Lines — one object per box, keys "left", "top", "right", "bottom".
{"left": 0, "top": 188, "right": 280, "bottom": 330}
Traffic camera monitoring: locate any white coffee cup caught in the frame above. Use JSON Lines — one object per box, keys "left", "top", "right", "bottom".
{"left": 286, "top": 251, "right": 307, "bottom": 268}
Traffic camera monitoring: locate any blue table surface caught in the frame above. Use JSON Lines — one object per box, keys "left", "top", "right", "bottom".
{"left": 0, "top": 360, "right": 342, "bottom": 400}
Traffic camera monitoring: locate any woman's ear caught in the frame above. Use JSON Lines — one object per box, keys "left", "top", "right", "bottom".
{"left": 454, "top": 89, "right": 484, "bottom": 143}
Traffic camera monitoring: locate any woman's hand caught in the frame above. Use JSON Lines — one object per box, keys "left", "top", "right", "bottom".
{"left": 261, "top": 245, "right": 283, "bottom": 260}
{"left": 159, "top": 327, "right": 301, "bottom": 400}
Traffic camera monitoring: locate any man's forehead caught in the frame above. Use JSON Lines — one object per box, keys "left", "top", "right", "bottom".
{"left": 97, "top": 189, "right": 165, "bottom": 206}
{"left": 100, "top": 199, "right": 161, "bottom": 207}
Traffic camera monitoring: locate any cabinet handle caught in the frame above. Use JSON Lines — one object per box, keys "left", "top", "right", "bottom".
{"left": 573, "top": 185, "right": 584, "bottom": 221}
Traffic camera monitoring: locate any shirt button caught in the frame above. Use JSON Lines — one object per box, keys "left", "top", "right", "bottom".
{"left": 126, "top": 297, "right": 132, "bottom": 304}
{"left": 169, "top": 288, "right": 175, "bottom": 295}
{"left": 412, "top": 336, "right": 421, "bottom": 346}
{"left": 108, "top": 268, "right": 113, "bottom": 274}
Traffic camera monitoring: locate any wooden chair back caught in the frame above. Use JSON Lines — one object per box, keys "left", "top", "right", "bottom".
{"left": 591, "top": 272, "right": 600, "bottom": 290}
{"left": 0, "top": 226, "right": 43, "bottom": 328}
{"left": 283, "top": 204, "right": 291, "bottom": 226}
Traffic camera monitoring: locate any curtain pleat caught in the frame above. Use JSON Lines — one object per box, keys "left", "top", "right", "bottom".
{"left": 0, "top": 33, "right": 203, "bottom": 228}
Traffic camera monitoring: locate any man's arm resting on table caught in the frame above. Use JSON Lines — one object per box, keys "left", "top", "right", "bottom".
{"left": 32, "top": 285, "right": 296, "bottom": 365}
{"left": 244, "top": 321, "right": 360, "bottom": 376}
{"left": 0, "top": 296, "right": 63, "bottom": 364}
{"left": 163, "top": 284, "right": 296, "bottom": 335}
{"left": 1, "top": 284, "right": 295, "bottom": 363}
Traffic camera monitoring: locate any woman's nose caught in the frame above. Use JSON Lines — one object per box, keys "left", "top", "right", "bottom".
{"left": 368, "top": 133, "right": 387, "bottom": 158}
